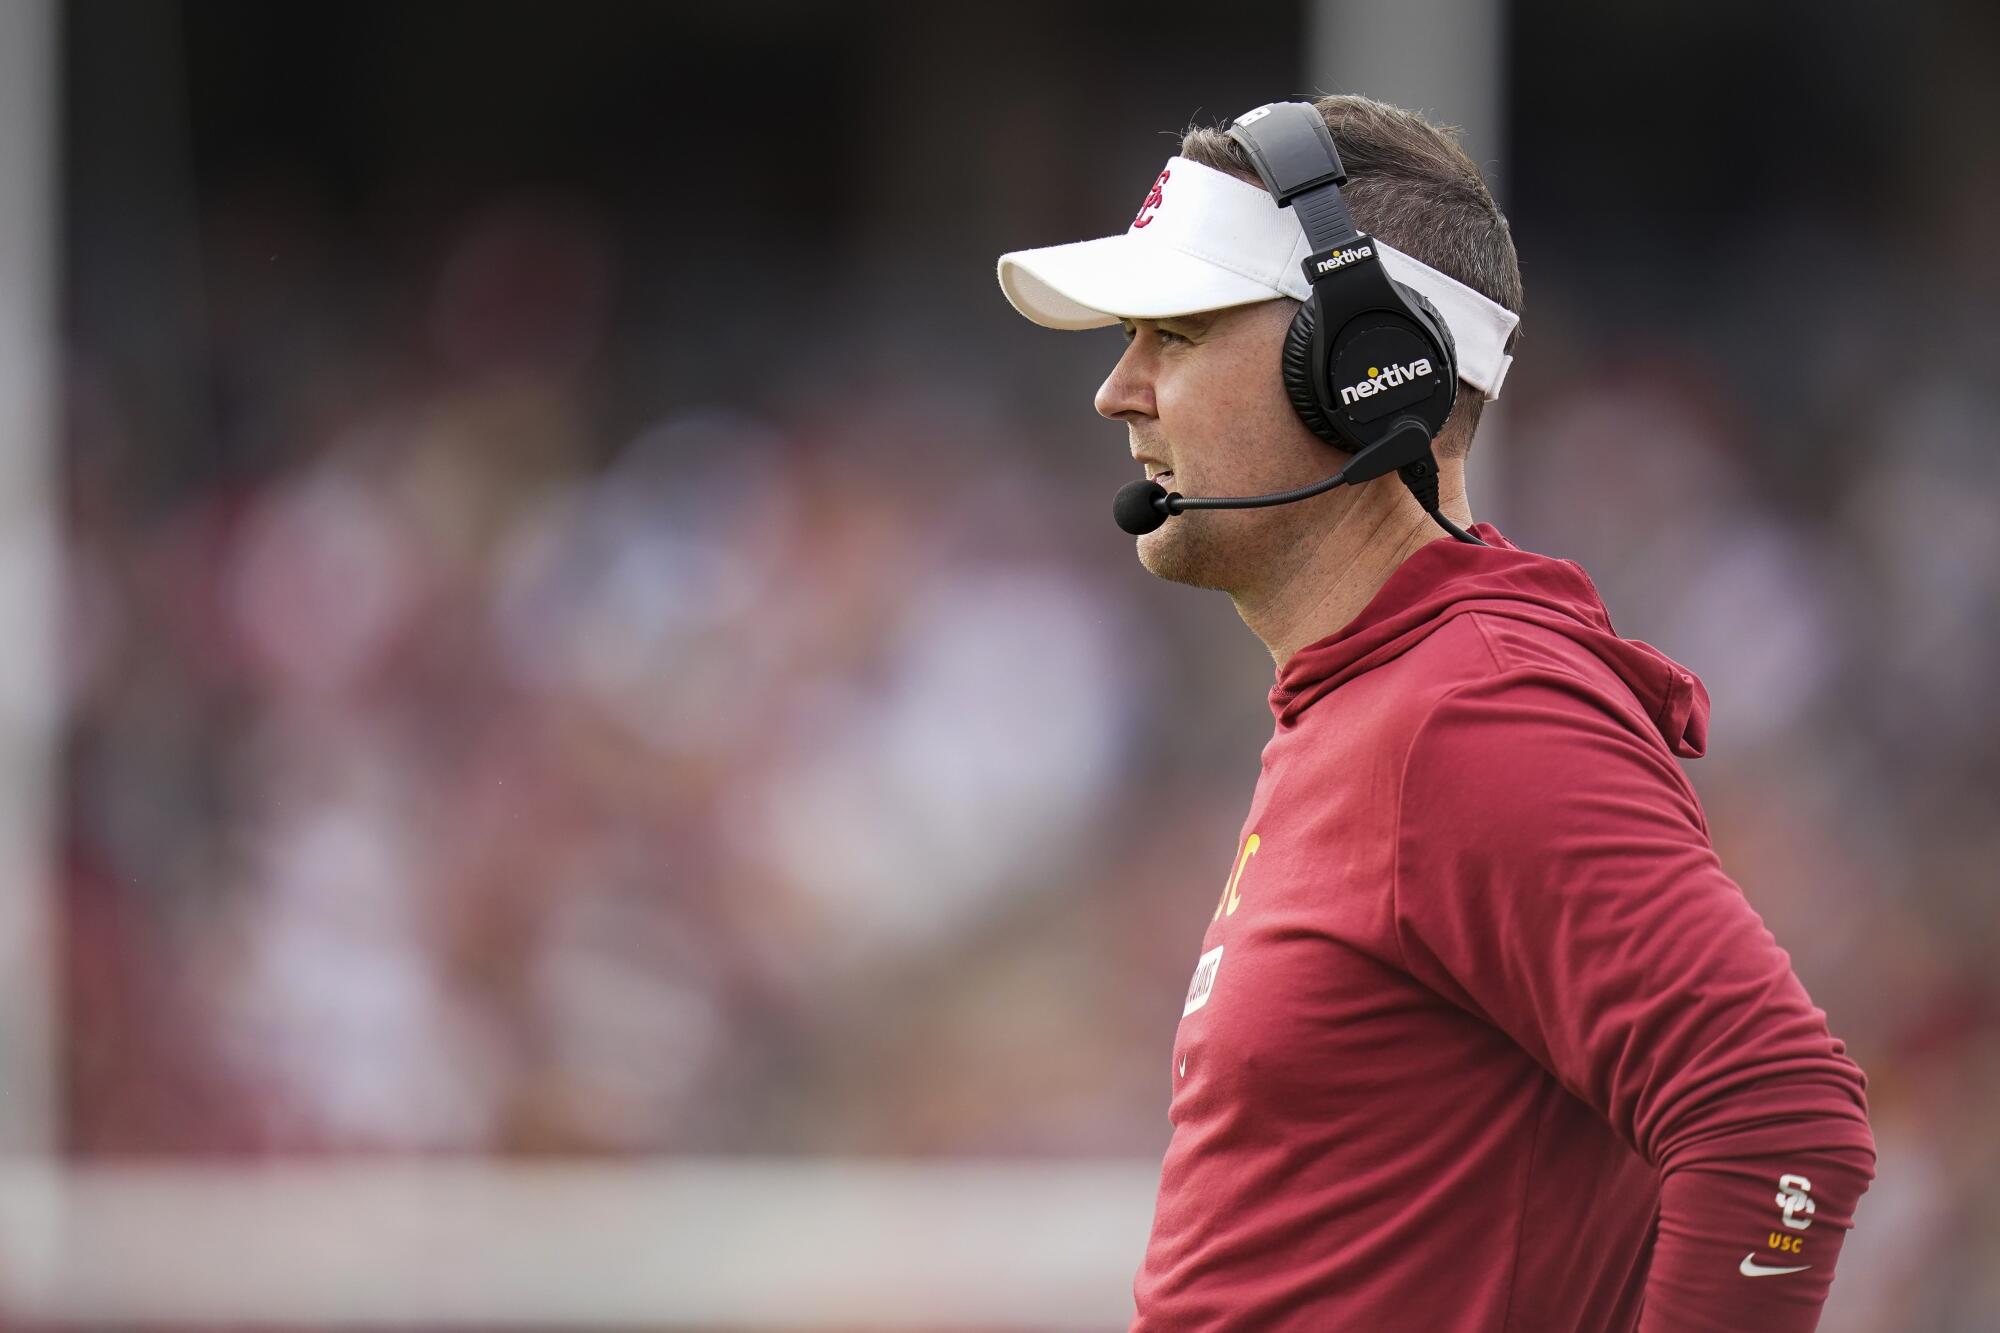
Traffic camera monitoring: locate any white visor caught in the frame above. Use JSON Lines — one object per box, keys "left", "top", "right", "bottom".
{"left": 997, "top": 156, "right": 1519, "bottom": 400}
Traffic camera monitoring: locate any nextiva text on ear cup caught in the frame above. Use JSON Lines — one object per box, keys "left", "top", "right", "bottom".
{"left": 1280, "top": 300, "right": 1343, "bottom": 447}
{"left": 1323, "top": 310, "right": 1456, "bottom": 439}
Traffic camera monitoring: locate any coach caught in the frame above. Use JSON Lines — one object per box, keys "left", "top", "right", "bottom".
{"left": 996, "top": 95, "right": 1875, "bottom": 1331}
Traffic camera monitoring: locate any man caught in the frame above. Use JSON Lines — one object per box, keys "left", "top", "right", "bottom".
{"left": 995, "top": 95, "right": 1875, "bottom": 1331}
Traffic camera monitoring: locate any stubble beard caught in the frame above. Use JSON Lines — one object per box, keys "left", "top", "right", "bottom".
{"left": 1135, "top": 510, "right": 1239, "bottom": 592}
{"left": 1136, "top": 487, "right": 1335, "bottom": 603}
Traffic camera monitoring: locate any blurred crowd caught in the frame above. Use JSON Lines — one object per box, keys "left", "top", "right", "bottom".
{"left": 64, "top": 195, "right": 1175, "bottom": 1161}
{"left": 49, "top": 4, "right": 2000, "bottom": 1330}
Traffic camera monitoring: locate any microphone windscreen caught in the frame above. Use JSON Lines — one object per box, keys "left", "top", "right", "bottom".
{"left": 1113, "top": 479, "right": 1170, "bottom": 535}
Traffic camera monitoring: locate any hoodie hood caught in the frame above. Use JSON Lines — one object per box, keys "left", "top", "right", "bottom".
{"left": 1268, "top": 523, "right": 1709, "bottom": 758}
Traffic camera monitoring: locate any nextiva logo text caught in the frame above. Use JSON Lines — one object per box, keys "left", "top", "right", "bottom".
{"left": 1315, "top": 245, "right": 1374, "bottom": 275}
{"left": 1340, "top": 360, "right": 1433, "bottom": 405}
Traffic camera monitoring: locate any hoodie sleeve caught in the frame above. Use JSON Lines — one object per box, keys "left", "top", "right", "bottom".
{"left": 1392, "top": 667, "right": 1875, "bottom": 1332}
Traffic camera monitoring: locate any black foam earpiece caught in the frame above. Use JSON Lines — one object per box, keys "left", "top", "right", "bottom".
{"left": 1280, "top": 301, "right": 1340, "bottom": 447}
{"left": 1396, "top": 285, "right": 1456, "bottom": 369}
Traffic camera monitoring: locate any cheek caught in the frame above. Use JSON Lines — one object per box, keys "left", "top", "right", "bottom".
{"left": 1158, "top": 358, "right": 1314, "bottom": 476}
{"left": 1237, "top": 350, "right": 1335, "bottom": 459}
{"left": 1160, "top": 355, "right": 1269, "bottom": 432}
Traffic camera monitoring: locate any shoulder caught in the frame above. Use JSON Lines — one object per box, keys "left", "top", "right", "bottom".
{"left": 1396, "top": 659, "right": 1708, "bottom": 848}
{"left": 1368, "top": 606, "right": 1656, "bottom": 737}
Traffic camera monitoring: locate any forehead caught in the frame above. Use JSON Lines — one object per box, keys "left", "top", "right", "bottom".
{"left": 1126, "top": 298, "right": 1291, "bottom": 328}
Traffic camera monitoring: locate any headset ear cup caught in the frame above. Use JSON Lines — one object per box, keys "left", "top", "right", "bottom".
{"left": 1281, "top": 300, "right": 1343, "bottom": 446}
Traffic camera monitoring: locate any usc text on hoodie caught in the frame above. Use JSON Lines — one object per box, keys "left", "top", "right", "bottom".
{"left": 1131, "top": 523, "right": 1874, "bottom": 1332}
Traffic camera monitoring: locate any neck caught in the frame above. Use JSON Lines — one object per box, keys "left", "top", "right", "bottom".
{"left": 1234, "top": 467, "right": 1474, "bottom": 669}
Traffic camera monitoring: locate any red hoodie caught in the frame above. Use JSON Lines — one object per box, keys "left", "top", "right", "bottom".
{"left": 1130, "top": 523, "right": 1874, "bottom": 1332}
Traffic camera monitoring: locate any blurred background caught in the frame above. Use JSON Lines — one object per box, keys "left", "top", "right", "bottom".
{"left": 0, "top": 0, "right": 1994, "bottom": 1327}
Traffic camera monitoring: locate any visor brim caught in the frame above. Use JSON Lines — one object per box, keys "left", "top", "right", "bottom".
{"left": 997, "top": 234, "right": 1291, "bottom": 331}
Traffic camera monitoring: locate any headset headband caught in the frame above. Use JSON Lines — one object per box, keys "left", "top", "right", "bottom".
{"left": 1225, "top": 103, "right": 1361, "bottom": 253}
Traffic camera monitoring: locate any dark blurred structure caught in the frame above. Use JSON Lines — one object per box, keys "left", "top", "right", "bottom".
{"left": 47, "top": 0, "right": 2000, "bottom": 1327}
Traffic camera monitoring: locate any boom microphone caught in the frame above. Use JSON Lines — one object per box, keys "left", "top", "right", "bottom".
{"left": 1112, "top": 479, "right": 1169, "bottom": 535}
{"left": 1113, "top": 469, "right": 1349, "bottom": 535}
{"left": 1109, "top": 418, "right": 1487, "bottom": 545}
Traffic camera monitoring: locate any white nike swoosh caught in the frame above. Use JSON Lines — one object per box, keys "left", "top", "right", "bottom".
{"left": 1740, "top": 1254, "right": 1811, "bottom": 1277}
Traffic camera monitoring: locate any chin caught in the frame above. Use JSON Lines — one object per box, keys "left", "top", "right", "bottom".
{"left": 1136, "top": 519, "right": 1231, "bottom": 591}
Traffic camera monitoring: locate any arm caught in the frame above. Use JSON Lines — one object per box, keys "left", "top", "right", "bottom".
{"left": 1393, "top": 670, "right": 1875, "bottom": 1331}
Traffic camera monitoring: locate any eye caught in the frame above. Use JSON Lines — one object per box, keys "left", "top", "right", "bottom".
{"left": 1121, "top": 323, "right": 1191, "bottom": 346}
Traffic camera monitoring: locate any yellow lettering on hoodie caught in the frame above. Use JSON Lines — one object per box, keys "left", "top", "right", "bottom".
{"left": 1213, "top": 833, "right": 1262, "bottom": 920}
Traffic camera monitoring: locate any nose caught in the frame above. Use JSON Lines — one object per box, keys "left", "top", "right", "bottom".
{"left": 1094, "top": 336, "right": 1157, "bottom": 422}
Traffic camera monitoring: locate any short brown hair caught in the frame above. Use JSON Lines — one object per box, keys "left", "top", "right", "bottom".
{"left": 1180, "top": 95, "right": 1522, "bottom": 458}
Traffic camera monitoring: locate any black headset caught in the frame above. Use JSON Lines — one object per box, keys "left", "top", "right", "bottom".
{"left": 1111, "top": 101, "right": 1487, "bottom": 544}
{"left": 1225, "top": 101, "right": 1482, "bottom": 545}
